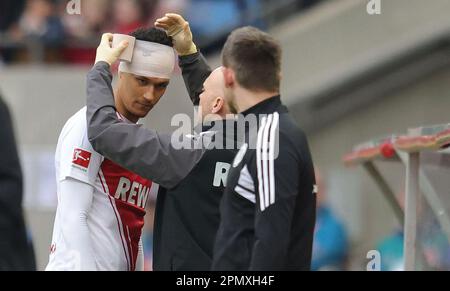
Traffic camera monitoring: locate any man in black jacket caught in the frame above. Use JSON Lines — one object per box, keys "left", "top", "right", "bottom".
{"left": 152, "top": 69, "right": 237, "bottom": 269}
{"left": 153, "top": 13, "right": 239, "bottom": 271}
{"left": 0, "top": 95, "right": 36, "bottom": 271}
{"left": 211, "top": 27, "right": 316, "bottom": 271}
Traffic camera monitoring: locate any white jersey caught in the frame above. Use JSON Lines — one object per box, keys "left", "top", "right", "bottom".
{"left": 46, "top": 107, "right": 158, "bottom": 271}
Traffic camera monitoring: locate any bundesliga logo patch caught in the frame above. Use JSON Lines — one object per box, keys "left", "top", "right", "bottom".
{"left": 72, "top": 148, "right": 91, "bottom": 169}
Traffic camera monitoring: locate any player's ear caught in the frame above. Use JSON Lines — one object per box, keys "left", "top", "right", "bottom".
{"left": 222, "top": 67, "right": 235, "bottom": 88}
{"left": 211, "top": 97, "right": 224, "bottom": 114}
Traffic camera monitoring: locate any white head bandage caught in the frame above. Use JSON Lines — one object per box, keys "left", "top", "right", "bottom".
{"left": 118, "top": 40, "right": 175, "bottom": 79}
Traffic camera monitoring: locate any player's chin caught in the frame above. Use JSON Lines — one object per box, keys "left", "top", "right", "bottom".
{"left": 133, "top": 105, "right": 153, "bottom": 117}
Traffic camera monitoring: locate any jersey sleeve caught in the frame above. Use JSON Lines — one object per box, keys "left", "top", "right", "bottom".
{"left": 53, "top": 178, "right": 97, "bottom": 271}
{"left": 57, "top": 116, "right": 103, "bottom": 186}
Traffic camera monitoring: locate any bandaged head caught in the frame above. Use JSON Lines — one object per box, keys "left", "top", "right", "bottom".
{"left": 118, "top": 40, "right": 176, "bottom": 79}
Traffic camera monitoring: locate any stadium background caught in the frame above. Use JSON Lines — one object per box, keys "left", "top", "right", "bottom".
{"left": 1, "top": 0, "right": 450, "bottom": 270}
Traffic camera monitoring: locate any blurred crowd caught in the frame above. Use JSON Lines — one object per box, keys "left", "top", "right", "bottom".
{"left": 0, "top": 0, "right": 187, "bottom": 64}
{"left": 0, "top": 0, "right": 320, "bottom": 65}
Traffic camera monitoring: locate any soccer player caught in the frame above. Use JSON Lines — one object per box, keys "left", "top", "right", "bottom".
{"left": 46, "top": 28, "right": 175, "bottom": 271}
{"left": 211, "top": 27, "right": 317, "bottom": 271}
{"left": 86, "top": 14, "right": 238, "bottom": 270}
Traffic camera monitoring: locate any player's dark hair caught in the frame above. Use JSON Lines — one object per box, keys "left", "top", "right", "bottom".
{"left": 130, "top": 27, "right": 173, "bottom": 47}
{"left": 222, "top": 26, "right": 281, "bottom": 92}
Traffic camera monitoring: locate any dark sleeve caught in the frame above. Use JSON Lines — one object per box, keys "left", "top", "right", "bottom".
{"left": 178, "top": 52, "right": 212, "bottom": 105}
{"left": 249, "top": 131, "right": 302, "bottom": 271}
{"left": 85, "top": 62, "right": 206, "bottom": 189}
{"left": 0, "top": 97, "right": 31, "bottom": 270}
{"left": 0, "top": 98, "right": 23, "bottom": 229}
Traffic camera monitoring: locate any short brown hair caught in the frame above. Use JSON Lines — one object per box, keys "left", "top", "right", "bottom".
{"left": 222, "top": 26, "right": 281, "bottom": 92}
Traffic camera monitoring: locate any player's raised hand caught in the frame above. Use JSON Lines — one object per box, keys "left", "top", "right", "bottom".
{"left": 95, "top": 33, "right": 129, "bottom": 66}
{"left": 155, "top": 13, "right": 197, "bottom": 56}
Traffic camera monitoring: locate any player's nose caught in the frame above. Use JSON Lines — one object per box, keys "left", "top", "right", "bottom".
{"left": 143, "top": 86, "right": 155, "bottom": 103}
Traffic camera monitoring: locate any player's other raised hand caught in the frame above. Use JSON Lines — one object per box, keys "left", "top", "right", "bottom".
{"left": 155, "top": 13, "right": 198, "bottom": 56}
